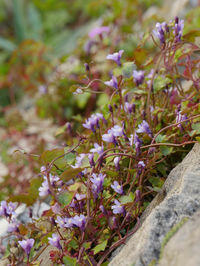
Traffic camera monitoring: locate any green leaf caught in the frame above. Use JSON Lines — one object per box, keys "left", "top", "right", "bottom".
{"left": 149, "top": 176, "right": 164, "bottom": 188}
{"left": 27, "top": 3, "right": 42, "bottom": 40}
{"left": 106, "top": 170, "right": 118, "bottom": 178}
{"left": 192, "top": 123, "right": 200, "bottom": 134}
{"left": 64, "top": 152, "right": 76, "bottom": 165}
{"left": 155, "top": 134, "right": 167, "bottom": 143}
{"left": 83, "top": 242, "right": 92, "bottom": 250}
{"left": 119, "top": 192, "right": 135, "bottom": 204}
{"left": 58, "top": 191, "right": 74, "bottom": 207}
{"left": 92, "top": 240, "right": 108, "bottom": 255}
{"left": 13, "top": 0, "right": 27, "bottom": 42}
{"left": 41, "top": 148, "right": 65, "bottom": 169}
{"left": 196, "top": 136, "right": 200, "bottom": 143}
{"left": 122, "top": 62, "right": 136, "bottom": 78}
{"left": 0, "top": 37, "right": 17, "bottom": 52}
{"left": 153, "top": 76, "right": 172, "bottom": 93}
{"left": 60, "top": 168, "right": 82, "bottom": 182}
{"left": 63, "top": 255, "right": 77, "bottom": 266}
{"left": 183, "top": 30, "right": 200, "bottom": 42}
{"left": 75, "top": 92, "right": 90, "bottom": 109}
{"left": 160, "top": 146, "right": 173, "bottom": 156}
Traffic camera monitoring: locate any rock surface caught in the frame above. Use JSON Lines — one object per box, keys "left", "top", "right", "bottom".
{"left": 109, "top": 144, "right": 200, "bottom": 266}
{"left": 159, "top": 210, "right": 200, "bottom": 266}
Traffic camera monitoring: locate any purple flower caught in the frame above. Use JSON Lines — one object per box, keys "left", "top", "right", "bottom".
{"left": 72, "top": 214, "right": 86, "bottom": 231}
{"left": 90, "top": 173, "right": 105, "bottom": 196}
{"left": 75, "top": 193, "right": 86, "bottom": 201}
{"left": 18, "top": 239, "right": 34, "bottom": 257}
{"left": 55, "top": 216, "right": 66, "bottom": 228}
{"left": 106, "top": 50, "right": 124, "bottom": 66}
{"left": 173, "top": 17, "right": 184, "bottom": 42}
{"left": 136, "top": 120, "right": 152, "bottom": 137}
{"left": 135, "top": 190, "right": 141, "bottom": 202}
{"left": 99, "top": 205, "right": 107, "bottom": 215}
{"left": 65, "top": 217, "right": 74, "bottom": 228}
{"left": 88, "top": 153, "right": 95, "bottom": 167}
{"left": 138, "top": 161, "right": 145, "bottom": 174}
{"left": 0, "top": 201, "right": 16, "bottom": 217}
{"left": 102, "top": 129, "right": 116, "bottom": 144}
{"left": 124, "top": 102, "right": 135, "bottom": 114}
{"left": 134, "top": 133, "right": 142, "bottom": 156}
{"left": 83, "top": 113, "right": 105, "bottom": 132}
{"left": 7, "top": 219, "right": 19, "bottom": 233}
{"left": 176, "top": 111, "right": 187, "bottom": 130}
{"left": 111, "top": 181, "right": 123, "bottom": 195}
{"left": 90, "top": 143, "right": 104, "bottom": 155}
{"left": 138, "top": 161, "right": 145, "bottom": 168}
{"left": 104, "top": 75, "right": 118, "bottom": 90}
{"left": 114, "top": 157, "right": 120, "bottom": 171}
{"left": 153, "top": 22, "right": 167, "bottom": 44}
{"left": 89, "top": 26, "right": 109, "bottom": 39}
{"left": 111, "top": 125, "right": 124, "bottom": 137}
{"left": 38, "top": 174, "right": 59, "bottom": 197}
{"left": 38, "top": 180, "right": 50, "bottom": 197}
{"left": 133, "top": 70, "right": 145, "bottom": 86}
{"left": 48, "top": 234, "right": 62, "bottom": 250}
{"left": 71, "top": 153, "right": 86, "bottom": 169}
{"left": 129, "top": 134, "right": 134, "bottom": 146}
{"left": 111, "top": 200, "right": 125, "bottom": 215}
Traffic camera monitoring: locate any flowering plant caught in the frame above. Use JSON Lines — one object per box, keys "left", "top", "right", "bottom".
{"left": 1, "top": 15, "right": 200, "bottom": 266}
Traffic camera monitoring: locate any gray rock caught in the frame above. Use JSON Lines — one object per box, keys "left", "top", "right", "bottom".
{"left": 159, "top": 210, "right": 200, "bottom": 266}
{"left": 109, "top": 144, "right": 200, "bottom": 266}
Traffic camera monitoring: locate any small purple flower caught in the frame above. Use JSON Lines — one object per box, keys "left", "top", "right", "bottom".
{"left": 71, "top": 153, "right": 86, "bottom": 169}
{"left": 176, "top": 111, "right": 187, "bottom": 130}
{"left": 135, "top": 190, "right": 141, "bottom": 202}
{"left": 7, "top": 219, "right": 19, "bottom": 233}
{"left": 136, "top": 120, "right": 152, "bottom": 137}
{"left": 153, "top": 22, "right": 167, "bottom": 45}
{"left": 129, "top": 134, "right": 134, "bottom": 146}
{"left": 38, "top": 180, "right": 50, "bottom": 197}
{"left": 173, "top": 17, "right": 184, "bottom": 42}
{"left": 102, "top": 129, "right": 116, "bottom": 144}
{"left": 111, "top": 200, "right": 126, "bottom": 215}
{"left": 111, "top": 181, "right": 123, "bottom": 195}
{"left": 114, "top": 156, "right": 120, "bottom": 171}
{"left": 55, "top": 216, "right": 66, "bottom": 228}
{"left": 48, "top": 234, "right": 62, "bottom": 250}
{"left": 133, "top": 70, "right": 145, "bottom": 86}
{"left": 65, "top": 217, "right": 74, "bottom": 228}
{"left": 106, "top": 50, "right": 124, "bottom": 66}
{"left": 138, "top": 161, "right": 145, "bottom": 168}
{"left": 75, "top": 193, "right": 86, "bottom": 201}
{"left": 89, "top": 26, "right": 109, "bottom": 39}
{"left": 0, "top": 201, "right": 16, "bottom": 217}
{"left": 124, "top": 102, "right": 135, "bottom": 114}
{"left": 134, "top": 133, "right": 142, "bottom": 156}
{"left": 104, "top": 75, "right": 118, "bottom": 90}
{"left": 40, "top": 165, "right": 47, "bottom": 174}
{"left": 72, "top": 214, "right": 86, "bottom": 231}
{"left": 111, "top": 125, "right": 124, "bottom": 137}
{"left": 90, "top": 173, "right": 105, "bottom": 196}
{"left": 18, "top": 239, "right": 35, "bottom": 257}
{"left": 99, "top": 205, "right": 107, "bottom": 215}
{"left": 83, "top": 113, "right": 105, "bottom": 132}
{"left": 38, "top": 174, "right": 59, "bottom": 197}
{"left": 88, "top": 153, "right": 95, "bottom": 167}
{"left": 90, "top": 143, "right": 104, "bottom": 155}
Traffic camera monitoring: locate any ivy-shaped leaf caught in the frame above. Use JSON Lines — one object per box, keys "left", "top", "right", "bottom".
{"left": 58, "top": 191, "right": 74, "bottom": 207}
{"left": 92, "top": 239, "right": 108, "bottom": 255}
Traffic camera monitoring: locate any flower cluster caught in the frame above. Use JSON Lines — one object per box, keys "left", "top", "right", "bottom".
{"left": 39, "top": 171, "right": 60, "bottom": 197}
{"left": 83, "top": 113, "right": 106, "bottom": 132}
